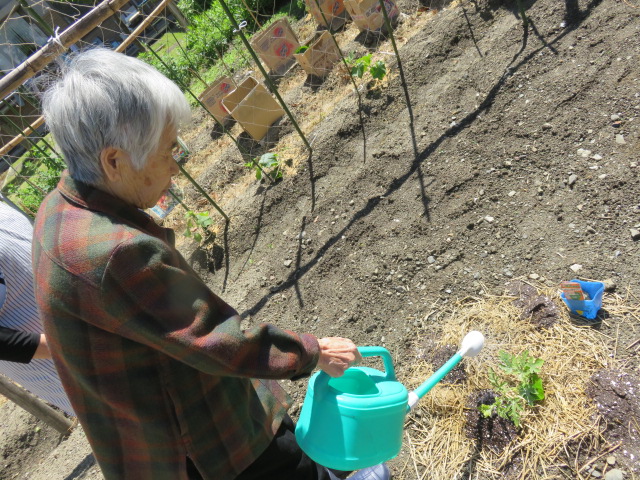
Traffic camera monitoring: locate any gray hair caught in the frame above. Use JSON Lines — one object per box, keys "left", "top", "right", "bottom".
{"left": 42, "top": 48, "right": 190, "bottom": 186}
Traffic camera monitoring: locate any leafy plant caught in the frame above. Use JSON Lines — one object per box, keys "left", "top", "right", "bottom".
{"left": 4, "top": 146, "right": 65, "bottom": 217}
{"left": 479, "top": 350, "right": 545, "bottom": 428}
{"left": 183, "top": 210, "right": 214, "bottom": 243}
{"left": 345, "top": 53, "right": 387, "bottom": 81}
{"left": 244, "top": 152, "right": 283, "bottom": 181}
{"left": 350, "top": 53, "right": 371, "bottom": 78}
{"left": 295, "top": 45, "right": 309, "bottom": 54}
{"left": 369, "top": 60, "right": 387, "bottom": 80}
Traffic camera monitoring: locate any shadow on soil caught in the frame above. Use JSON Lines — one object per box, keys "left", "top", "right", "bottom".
{"left": 237, "top": 0, "right": 603, "bottom": 319}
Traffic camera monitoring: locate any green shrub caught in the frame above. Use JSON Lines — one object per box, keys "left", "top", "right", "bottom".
{"left": 4, "top": 147, "right": 65, "bottom": 217}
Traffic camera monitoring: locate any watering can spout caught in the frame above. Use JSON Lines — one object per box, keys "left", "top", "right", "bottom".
{"left": 406, "top": 331, "right": 485, "bottom": 412}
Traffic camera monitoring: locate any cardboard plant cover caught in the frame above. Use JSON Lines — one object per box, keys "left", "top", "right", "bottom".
{"left": 294, "top": 31, "right": 341, "bottom": 78}
{"left": 198, "top": 77, "right": 236, "bottom": 124}
{"left": 344, "top": 0, "right": 399, "bottom": 32}
{"left": 221, "top": 77, "right": 285, "bottom": 141}
{"left": 250, "top": 18, "right": 300, "bottom": 75}
{"left": 305, "top": 0, "right": 348, "bottom": 30}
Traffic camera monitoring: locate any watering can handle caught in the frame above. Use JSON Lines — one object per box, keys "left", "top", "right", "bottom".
{"left": 357, "top": 346, "right": 397, "bottom": 381}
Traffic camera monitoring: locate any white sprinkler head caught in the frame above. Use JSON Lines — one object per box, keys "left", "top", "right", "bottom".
{"left": 458, "top": 331, "right": 485, "bottom": 357}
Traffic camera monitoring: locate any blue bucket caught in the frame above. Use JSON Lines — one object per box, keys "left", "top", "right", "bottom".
{"left": 560, "top": 279, "right": 604, "bottom": 320}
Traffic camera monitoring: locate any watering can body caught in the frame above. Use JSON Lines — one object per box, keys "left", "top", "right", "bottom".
{"left": 295, "top": 347, "right": 408, "bottom": 471}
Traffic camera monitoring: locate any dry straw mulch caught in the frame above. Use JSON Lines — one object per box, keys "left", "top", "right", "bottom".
{"left": 401, "top": 285, "right": 637, "bottom": 480}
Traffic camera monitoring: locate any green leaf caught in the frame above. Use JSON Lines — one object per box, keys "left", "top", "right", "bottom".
{"left": 478, "top": 403, "right": 495, "bottom": 418}
{"left": 358, "top": 53, "right": 372, "bottom": 68}
{"left": 508, "top": 400, "right": 522, "bottom": 427}
{"left": 520, "top": 373, "right": 545, "bottom": 405}
{"left": 259, "top": 152, "right": 278, "bottom": 168}
{"left": 194, "top": 232, "right": 202, "bottom": 243}
{"left": 183, "top": 228, "right": 192, "bottom": 237}
{"left": 255, "top": 169, "right": 262, "bottom": 180}
{"left": 295, "top": 45, "right": 309, "bottom": 54}
{"left": 369, "top": 60, "right": 387, "bottom": 80}
{"left": 350, "top": 63, "right": 363, "bottom": 78}
{"left": 498, "top": 350, "right": 515, "bottom": 374}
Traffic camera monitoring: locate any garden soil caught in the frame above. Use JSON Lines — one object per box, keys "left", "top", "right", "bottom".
{"left": 1, "top": 0, "right": 639, "bottom": 478}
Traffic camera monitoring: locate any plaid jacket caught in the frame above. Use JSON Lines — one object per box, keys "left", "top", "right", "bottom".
{"left": 32, "top": 172, "right": 320, "bottom": 480}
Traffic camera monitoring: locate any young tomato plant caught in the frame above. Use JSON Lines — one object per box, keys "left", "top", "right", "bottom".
{"left": 183, "top": 210, "right": 214, "bottom": 243}
{"left": 244, "top": 152, "right": 283, "bottom": 181}
{"left": 479, "top": 350, "right": 545, "bottom": 428}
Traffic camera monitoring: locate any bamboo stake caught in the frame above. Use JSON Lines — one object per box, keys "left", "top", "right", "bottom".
{"left": 0, "top": 374, "right": 74, "bottom": 436}
{"left": 215, "top": 0, "right": 313, "bottom": 153}
{"left": 142, "top": 43, "right": 272, "bottom": 185}
{"left": 114, "top": 0, "right": 174, "bottom": 53}
{"left": 175, "top": 161, "right": 229, "bottom": 222}
{"left": 312, "top": 0, "right": 367, "bottom": 162}
{"left": 0, "top": 0, "right": 130, "bottom": 100}
{"left": 0, "top": 0, "right": 173, "bottom": 158}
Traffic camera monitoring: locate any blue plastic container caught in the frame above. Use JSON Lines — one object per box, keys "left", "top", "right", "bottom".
{"left": 560, "top": 279, "right": 604, "bottom": 320}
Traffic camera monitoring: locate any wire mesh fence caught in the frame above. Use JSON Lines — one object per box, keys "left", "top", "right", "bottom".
{"left": 0, "top": 0, "right": 448, "bottom": 220}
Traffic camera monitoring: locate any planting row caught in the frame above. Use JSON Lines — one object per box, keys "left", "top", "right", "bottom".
{"left": 198, "top": 0, "right": 400, "bottom": 141}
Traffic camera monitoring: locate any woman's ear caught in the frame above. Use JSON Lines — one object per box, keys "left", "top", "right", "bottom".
{"left": 100, "top": 147, "right": 128, "bottom": 183}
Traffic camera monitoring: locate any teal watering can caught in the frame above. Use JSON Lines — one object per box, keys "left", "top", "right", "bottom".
{"left": 295, "top": 331, "right": 485, "bottom": 471}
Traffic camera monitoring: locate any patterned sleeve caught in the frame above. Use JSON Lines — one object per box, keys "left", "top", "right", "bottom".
{"left": 100, "top": 234, "right": 320, "bottom": 380}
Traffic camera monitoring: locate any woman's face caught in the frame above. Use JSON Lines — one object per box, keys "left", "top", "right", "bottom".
{"left": 117, "top": 124, "right": 180, "bottom": 209}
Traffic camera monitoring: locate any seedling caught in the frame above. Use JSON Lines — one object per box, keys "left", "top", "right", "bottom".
{"left": 183, "top": 210, "right": 214, "bottom": 243}
{"left": 479, "top": 350, "right": 545, "bottom": 428}
{"left": 244, "top": 152, "right": 283, "bottom": 181}
{"left": 345, "top": 53, "right": 387, "bottom": 81}
{"left": 369, "top": 60, "right": 387, "bottom": 80}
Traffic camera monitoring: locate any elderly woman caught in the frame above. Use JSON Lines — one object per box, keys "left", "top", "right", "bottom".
{"left": 33, "top": 49, "right": 389, "bottom": 480}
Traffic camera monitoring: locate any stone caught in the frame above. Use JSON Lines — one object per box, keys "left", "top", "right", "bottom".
{"left": 591, "top": 154, "right": 603, "bottom": 160}
{"left": 603, "top": 278, "right": 617, "bottom": 292}
{"left": 631, "top": 229, "right": 640, "bottom": 241}
{"left": 508, "top": 190, "right": 516, "bottom": 197}
{"left": 484, "top": 215, "right": 495, "bottom": 223}
{"left": 611, "top": 114, "right": 621, "bottom": 121}
{"left": 605, "top": 469, "right": 624, "bottom": 480}
{"left": 568, "top": 174, "right": 578, "bottom": 186}
{"left": 529, "top": 273, "right": 540, "bottom": 280}
{"left": 591, "top": 469, "right": 602, "bottom": 478}
{"left": 284, "top": 259, "right": 293, "bottom": 267}
{"left": 365, "top": 324, "right": 377, "bottom": 333}
{"left": 606, "top": 455, "right": 617, "bottom": 466}
{"left": 542, "top": 122, "right": 553, "bottom": 130}
{"left": 570, "top": 264, "right": 583, "bottom": 272}
{"left": 577, "top": 148, "right": 592, "bottom": 157}
{"left": 427, "top": 256, "right": 436, "bottom": 264}
{"left": 615, "top": 134, "right": 626, "bottom": 145}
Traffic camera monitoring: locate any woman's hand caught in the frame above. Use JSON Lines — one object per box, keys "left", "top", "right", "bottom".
{"left": 32, "top": 334, "right": 51, "bottom": 360}
{"left": 317, "top": 337, "right": 362, "bottom": 377}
